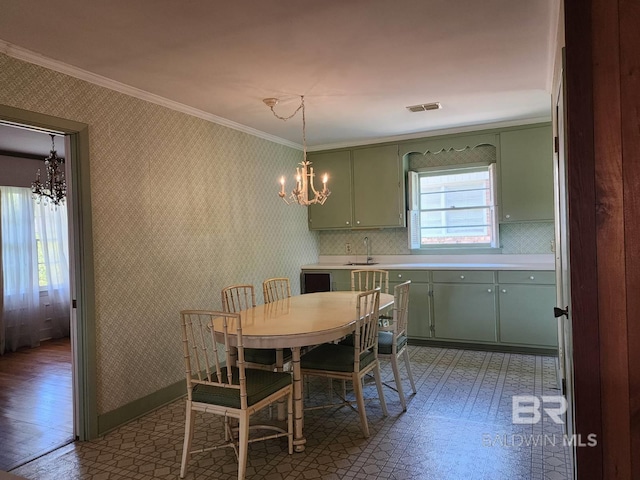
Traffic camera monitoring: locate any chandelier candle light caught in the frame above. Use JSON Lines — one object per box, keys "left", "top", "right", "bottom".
{"left": 31, "top": 134, "right": 67, "bottom": 206}
{"left": 264, "top": 95, "right": 330, "bottom": 206}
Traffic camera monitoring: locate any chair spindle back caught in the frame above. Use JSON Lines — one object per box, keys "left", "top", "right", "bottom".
{"left": 393, "top": 281, "right": 411, "bottom": 336}
{"left": 180, "top": 310, "right": 247, "bottom": 408}
{"left": 353, "top": 288, "right": 381, "bottom": 371}
{"left": 222, "top": 284, "right": 256, "bottom": 313}
{"left": 351, "top": 269, "right": 389, "bottom": 294}
{"left": 263, "top": 277, "right": 292, "bottom": 303}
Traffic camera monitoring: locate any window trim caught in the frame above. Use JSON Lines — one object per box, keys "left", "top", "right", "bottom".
{"left": 408, "top": 162, "right": 499, "bottom": 250}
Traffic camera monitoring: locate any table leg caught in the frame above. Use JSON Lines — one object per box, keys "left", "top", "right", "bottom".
{"left": 291, "top": 346, "right": 306, "bottom": 452}
{"left": 276, "top": 348, "right": 286, "bottom": 421}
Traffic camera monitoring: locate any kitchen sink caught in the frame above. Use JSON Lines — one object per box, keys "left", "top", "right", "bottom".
{"left": 344, "top": 262, "right": 379, "bottom": 266}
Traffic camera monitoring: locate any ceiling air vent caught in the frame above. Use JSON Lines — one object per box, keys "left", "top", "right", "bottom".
{"left": 406, "top": 102, "right": 442, "bottom": 112}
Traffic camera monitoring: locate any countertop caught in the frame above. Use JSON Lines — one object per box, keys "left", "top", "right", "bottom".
{"left": 302, "top": 254, "right": 556, "bottom": 271}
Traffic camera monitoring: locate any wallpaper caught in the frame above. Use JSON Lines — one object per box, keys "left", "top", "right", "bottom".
{"left": 0, "top": 53, "right": 319, "bottom": 414}
{"left": 318, "top": 145, "right": 555, "bottom": 255}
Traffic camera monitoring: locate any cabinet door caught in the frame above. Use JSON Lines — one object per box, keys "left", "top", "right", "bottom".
{"left": 307, "top": 151, "right": 353, "bottom": 229}
{"left": 499, "top": 126, "right": 554, "bottom": 222}
{"left": 390, "top": 281, "right": 431, "bottom": 339}
{"left": 498, "top": 284, "right": 557, "bottom": 347}
{"left": 352, "top": 145, "right": 404, "bottom": 228}
{"left": 432, "top": 284, "right": 497, "bottom": 342}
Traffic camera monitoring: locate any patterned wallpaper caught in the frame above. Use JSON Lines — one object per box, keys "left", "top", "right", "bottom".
{"left": 318, "top": 145, "right": 555, "bottom": 255}
{"left": 0, "top": 53, "right": 319, "bottom": 414}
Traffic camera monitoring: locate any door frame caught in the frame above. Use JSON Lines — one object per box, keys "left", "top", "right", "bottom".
{"left": 553, "top": 50, "right": 576, "bottom": 473}
{"left": 0, "top": 104, "right": 98, "bottom": 440}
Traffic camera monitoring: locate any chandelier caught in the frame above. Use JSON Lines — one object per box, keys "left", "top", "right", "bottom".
{"left": 31, "top": 134, "right": 67, "bottom": 206}
{"left": 263, "top": 95, "right": 330, "bottom": 206}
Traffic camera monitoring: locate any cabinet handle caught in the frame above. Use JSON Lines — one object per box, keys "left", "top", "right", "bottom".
{"left": 487, "top": 288, "right": 492, "bottom": 293}
{"left": 397, "top": 274, "right": 402, "bottom": 278}
{"left": 505, "top": 214, "right": 511, "bottom": 219}
{"left": 460, "top": 275, "right": 465, "bottom": 279}
{"left": 501, "top": 289, "right": 507, "bottom": 293}
{"left": 529, "top": 276, "right": 535, "bottom": 280}
{"left": 346, "top": 221, "right": 350, "bottom": 225}
{"left": 356, "top": 220, "right": 360, "bottom": 225}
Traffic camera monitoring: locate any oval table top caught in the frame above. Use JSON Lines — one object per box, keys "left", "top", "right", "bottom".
{"left": 212, "top": 290, "right": 394, "bottom": 349}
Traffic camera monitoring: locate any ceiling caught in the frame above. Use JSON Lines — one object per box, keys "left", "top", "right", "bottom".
{"left": 0, "top": 0, "right": 558, "bottom": 154}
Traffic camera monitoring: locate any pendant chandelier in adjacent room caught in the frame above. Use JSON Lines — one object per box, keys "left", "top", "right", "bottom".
{"left": 31, "top": 134, "right": 67, "bottom": 206}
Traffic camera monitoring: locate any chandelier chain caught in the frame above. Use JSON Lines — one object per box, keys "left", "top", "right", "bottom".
{"left": 264, "top": 94, "right": 330, "bottom": 206}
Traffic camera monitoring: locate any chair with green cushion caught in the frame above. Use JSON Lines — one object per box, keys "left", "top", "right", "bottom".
{"left": 222, "top": 284, "right": 291, "bottom": 370}
{"left": 300, "top": 288, "right": 388, "bottom": 438}
{"left": 179, "top": 310, "right": 293, "bottom": 480}
{"left": 377, "top": 280, "right": 416, "bottom": 411}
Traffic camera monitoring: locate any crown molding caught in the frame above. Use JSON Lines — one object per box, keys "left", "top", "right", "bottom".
{"left": 308, "top": 116, "right": 552, "bottom": 151}
{"left": 0, "top": 39, "right": 302, "bottom": 150}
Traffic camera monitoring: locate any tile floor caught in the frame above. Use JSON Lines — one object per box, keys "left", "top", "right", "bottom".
{"left": 9, "top": 346, "right": 573, "bottom": 479}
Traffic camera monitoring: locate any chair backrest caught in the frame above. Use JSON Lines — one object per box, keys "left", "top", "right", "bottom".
{"left": 351, "top": 269, "right": 389, "bottom": 294}
{"left": 221, "top": 284, "right": 256, "bottom": 313}
{"left": 392, "top": 281, "right": 411, "bottom": 336}
{"left": 263, "top": 277, "right": 292, "bottom": 303}
{"left": 353, "top": 288, "right": 381, "bottom": 370}
{"left": 180, "top": 310, "right": 248, "bottom": 409}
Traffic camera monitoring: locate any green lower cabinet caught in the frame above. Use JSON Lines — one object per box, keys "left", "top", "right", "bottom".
{"left": 390, "top": 281, "right": 431, "bottom": 339}
{"left": 498, "top": 284, "right": 557, "bottom": 347}
{"left": 432, "top": 284, "right": 497, "bottom": 342}
{"left": 329, "top": 270, "right": 351, "bottom": 291}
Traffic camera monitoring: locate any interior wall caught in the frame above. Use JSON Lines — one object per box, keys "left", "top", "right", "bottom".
{"left": 0, "top": 52, "right": 319, "bottom": 416}
{"left": 0, "top": 154, "right": 41, "bottom": 187}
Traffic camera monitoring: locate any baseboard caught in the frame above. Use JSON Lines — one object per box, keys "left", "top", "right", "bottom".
{"left": 407, "top": 338, "right": 558, "bottom": 356}
{"left": 97, "top": 380, "right": 185, "bottom": 436}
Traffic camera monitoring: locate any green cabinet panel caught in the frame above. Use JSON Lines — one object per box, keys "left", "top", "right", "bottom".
{"left": 432, "top": 270, "right": 495, "bottom": 284}
{"left": 432, "top": 283, "right": 497, "bottom": 342}
{"left": 390, "top": 274, "right": 432, "bottom": 340}
{"left": 387, "top": 270, "right": 430, "bottom": 283}
{"left": 499, "top": 125, "right": 554, "bottom": 222}
{"left": 498, "top": 284, "right": 557, "bottom": 347}
{"left": 307, "top": 145, "right": 405, "bottom": 230}
{"left": 497, "top": 270, "right": 555, "bottom": 285}
{"left": 307, "top": 150, "right": 353, "bottom": 229}
{"left": 352, "top": 145, "right": 404, "bottom": 228}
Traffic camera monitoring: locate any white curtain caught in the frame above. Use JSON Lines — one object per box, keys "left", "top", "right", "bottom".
{"left": 0, "top": 186, "right": 70, "bottom": 354}
{"left": 0, "top": 186, "right": 40, "bottom": 354}
{"left": 34, "top": 198, "right": 70, "bottom": 340}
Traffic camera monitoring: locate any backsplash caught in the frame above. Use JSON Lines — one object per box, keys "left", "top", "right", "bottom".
{"left": 318, "top": 222, "right": 555, "bottom": 256}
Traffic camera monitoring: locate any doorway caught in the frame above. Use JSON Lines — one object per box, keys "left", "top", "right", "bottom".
{"left": 0, "top": 104, "right": 98, "bottom": 455}
{"left": 0, "top": 122, "right": 74, "bottom": 470}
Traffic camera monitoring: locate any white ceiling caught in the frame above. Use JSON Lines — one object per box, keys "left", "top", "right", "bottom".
{"left": 0, "top": 0, "right": 558, "bottom": 153}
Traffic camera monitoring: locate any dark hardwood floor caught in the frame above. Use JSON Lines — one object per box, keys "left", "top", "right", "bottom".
{"left": 0, "top": 338, "right": 74, "bottom": 471}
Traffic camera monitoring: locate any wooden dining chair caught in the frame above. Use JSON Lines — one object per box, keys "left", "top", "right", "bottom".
{"left": 300, "top": 288, "right": 388, "bottom": 438}
{"left": 262, "top": 277, "right": 292, "bottom": 303}
{"left": 351, "top": 269, "right": 389, "bottom": 294}
{"left": 221, "top": 284, "right": 289, "bottom": 370}
{"left": 179, "top": 310, "right": 293, "bottom": 480}
{"left": 377, "top": 280, "right": 416, "bottom": 411}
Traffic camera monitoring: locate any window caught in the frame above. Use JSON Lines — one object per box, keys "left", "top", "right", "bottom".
{"left": 409, "top": 164, "right": 498, "bottom": 249}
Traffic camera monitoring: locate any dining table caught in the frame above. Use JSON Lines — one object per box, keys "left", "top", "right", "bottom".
{"left": 212, "top": 290, "right": 394, "bottom": 452}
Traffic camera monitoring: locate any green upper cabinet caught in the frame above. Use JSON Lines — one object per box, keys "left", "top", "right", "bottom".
{"left": 352, "top": 145, "right": 405, "bottom": 228}
{"left": 499, "top": 125, "right": 554, "bottom": 222}
{"left": 307, "top": 150, "right": 353, "bottom": 229}
{"left": 308, "top": 144, "right": 405, "bottom": 230}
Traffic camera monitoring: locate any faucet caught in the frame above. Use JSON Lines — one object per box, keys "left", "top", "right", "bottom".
{"left": 364, "top": 236, "right": 373, "bottom": 264}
